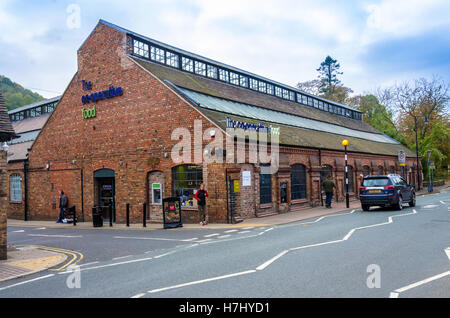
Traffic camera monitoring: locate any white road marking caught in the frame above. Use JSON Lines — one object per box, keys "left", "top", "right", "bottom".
{"left": 27, "top": 234, "right": 82, "bottom": 238}
{"left": 392, "top": 270, "right": 450, "bottom": 296}
{"left": 389, "top": 292, "right": 399, "bottom": 298}
{"left": 131, "top": 293, "right": 145, "bottom": 298}
{"left": 12, "top": 230, "right": 25, "bottom": 233}
{"left": 181, "top": 238, "right": 199, "bottom": 242}
{"left": 114, "top": 236, "right": 193, "bottom": 242}
{"left": 203, "top": 233, "right": 220, "bottom": 238}
{"left": 238, "top": 231, "right": 251, "bottom": 234}
{"left": 256, "top": 250, "right": 289, "bottom": 271}
{"left": 154, "top": 251, "right": 178, "bottom": 259}
{"left": 299, "top": 209, "right": 356, "bottom": 226}
{"left": 0, "top": 274, "right": 55, "bottom": 291}
{"left": 445, "top": 247, "right": 450, "bottom": 261}
{"left": 36, "top": 227, "right": 46, "bottom": 230}
{"left": 423, "top": 205, "right": 439, "bottom": 209}
{"left": 147, "top": 270, "right": 256, "bottom": 294}
{"left": 195, "top": 239, "right": 213, "bottom": 243}
{"left": 79, "top": 261, "right": 99, "bottom": 267}
{"left": 224, "top": 230, "right": 238, "bottom": 233}
{"left": 242, "top": 227, "right": 255, "bottom": 230}
{"left": 217, "top": 235, "right": 231, "bottom": 239}
{"left": 112, "top": 255, "right": 133, "bottom": 260}
{"left": 440, "top": 201, "right": 445, "bottom": 204}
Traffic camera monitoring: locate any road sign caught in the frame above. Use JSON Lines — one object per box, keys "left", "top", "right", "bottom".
{"left": 398, "top": 151, "right": 406, "bottom": 166}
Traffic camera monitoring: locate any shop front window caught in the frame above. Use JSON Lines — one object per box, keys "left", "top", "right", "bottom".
{"left": 172, "top": 165, "right": 203, "bottom": 207}
{"left": 259, "top": 167, "right": 272, "bottom": 204}
{"left": 10, "top": 174, "right": 22, "bottom": 202}
{"left": 291, "top": 164, "right": 307, "bottom": 200}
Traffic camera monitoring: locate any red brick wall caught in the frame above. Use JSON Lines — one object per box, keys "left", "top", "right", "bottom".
{"left": 26, "top": 22, "right": 223, "bottom": 223}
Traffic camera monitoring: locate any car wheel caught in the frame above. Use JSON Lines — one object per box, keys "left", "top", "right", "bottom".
{"left": 362, "top": 204, "right": 370, "bottom": 211}
{"left": 409, "top": 193, "right": 416, "bottom": 207}
{"left": 396, "top": 196, "right": 403, "bottom": 210}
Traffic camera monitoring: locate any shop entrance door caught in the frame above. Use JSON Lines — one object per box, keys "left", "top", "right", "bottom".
{"left": 94, "top": 169, "right": 116, "bottom": 223}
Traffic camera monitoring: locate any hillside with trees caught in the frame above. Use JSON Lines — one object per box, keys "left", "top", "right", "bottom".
{"left": 297, "top": 57, "right": 449, "bottom": 182}
{"left": 0, "top": 75, "right": 44, "bottom": 110}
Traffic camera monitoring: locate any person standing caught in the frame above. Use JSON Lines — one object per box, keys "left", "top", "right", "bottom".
{"left": 194, "top": 183, "right": 208, "bottom": 226}
{"left": 57, "top": 190, "right": 68, "bottom": 223}
{"left": 322, "top": 175, "right": 336, "bottom": 209}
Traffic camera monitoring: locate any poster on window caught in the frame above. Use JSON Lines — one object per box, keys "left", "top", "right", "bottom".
{"left": 162, "top": 197, "right": 183, "bottom": 229}
{"left": 242, "top": 170, "right": 251, "bottom": 186}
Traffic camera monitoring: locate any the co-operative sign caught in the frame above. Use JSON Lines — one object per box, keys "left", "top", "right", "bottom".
{"left": 81, "top": 86, "right": 123, "bottom": 104}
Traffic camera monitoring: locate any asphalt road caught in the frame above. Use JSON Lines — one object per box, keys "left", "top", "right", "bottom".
{"left": 1, "top": 190, "right": 449, "bottom": 298}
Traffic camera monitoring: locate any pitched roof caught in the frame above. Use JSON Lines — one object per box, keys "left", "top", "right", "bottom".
{"left": 131, "top": 57, "right": 415, "bottom": 157}
{"left": 0, "top": 92, "right": 18, "bottom": 142}
{"left": 131, "top": 56, "right": 379, "bottom": 134}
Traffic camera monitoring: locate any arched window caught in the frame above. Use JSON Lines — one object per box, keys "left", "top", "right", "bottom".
{"left": 259, "top": 165, "right": 272, "bottom": 204}
{"left": 362, "top": 165, "right": 371, "bottom": 177}
{"left": 291, "top": 164, "right": 307, "bottom": 200}
{"left": 172, "top": 165, "right": 203, "bottom": 207}
{"left": 347, "top": 166, "right": 354, "bottom": 193}
{"left": 10, "top": 174, "right": 22, "bottom": 202}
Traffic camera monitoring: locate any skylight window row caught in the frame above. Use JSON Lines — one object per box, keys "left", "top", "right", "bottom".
{"left": 131, "top": 37, "right": 362, "bottom": 121}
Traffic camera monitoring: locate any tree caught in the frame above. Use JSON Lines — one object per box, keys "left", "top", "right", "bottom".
{"left": 0, "top": 75, "right": 44, "bottom": 110}
{"left": 375, "top": 76, "right": 450, "bottom": 177}
{"left": 316, "top": 56, "right": 343, "bottom": 95}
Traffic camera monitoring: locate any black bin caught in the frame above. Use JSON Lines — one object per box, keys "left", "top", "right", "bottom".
{"left": 92, "top": 206, "right": 103, "bottom": 227}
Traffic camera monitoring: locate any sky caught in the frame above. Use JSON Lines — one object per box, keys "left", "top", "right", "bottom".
{"left": 0, "top": 0, "right": 449, "bottom": 99}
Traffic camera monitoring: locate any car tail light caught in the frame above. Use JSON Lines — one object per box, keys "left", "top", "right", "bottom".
{"left": 384, "top": 185, "right": 394, "bottom": 190}
{"left": 360, "top": 187, "right": 366, "bottom": 191}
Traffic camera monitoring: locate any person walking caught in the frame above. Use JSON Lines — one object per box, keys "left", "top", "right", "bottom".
{"left": 57, "top": 190, "right": 68, "bottom": 223}
{"left": 322, "top": 175, "right": 336, "bottom": 209}
{"left": 194, "top": 183, "right": 209, "bottom": 226}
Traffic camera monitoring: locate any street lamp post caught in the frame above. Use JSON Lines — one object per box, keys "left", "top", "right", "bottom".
{"left": 427, "top": 150, "right": 433, "bottom": 192}
{"left": 342, "top": 139, "right": 349, "bottom": 208}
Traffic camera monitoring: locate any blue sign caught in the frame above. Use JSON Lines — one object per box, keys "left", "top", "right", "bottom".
{"left": 82, "top": 86, "right": 123, "bottom": 104}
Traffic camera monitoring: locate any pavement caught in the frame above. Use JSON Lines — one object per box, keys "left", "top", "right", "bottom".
{"left": 1, "top": 181, "right": 448, "bottom": 284}
{"left": 0, "top": 246, "right": 67, "bottom": 283}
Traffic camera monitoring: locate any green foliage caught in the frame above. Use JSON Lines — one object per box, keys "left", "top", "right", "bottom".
{"left": 0, "top": 75, "right": 44, "bottom": 110}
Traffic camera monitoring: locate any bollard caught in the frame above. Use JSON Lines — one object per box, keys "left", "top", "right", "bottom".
{"left": 73, "top": 206, "right": 77, "bottom": 226}
{"left": 109, "top": 205, "right": 113, "bottom": 227}
{"left": 143, "top": 203, "right": 147, "bottom": 228}
{"left": 126, "top": 203, "right": 130, "bottom": 227}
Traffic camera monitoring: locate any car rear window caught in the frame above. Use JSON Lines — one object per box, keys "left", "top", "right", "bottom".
{"left": 362, "top": 178, "right": 391, "bottom": 187}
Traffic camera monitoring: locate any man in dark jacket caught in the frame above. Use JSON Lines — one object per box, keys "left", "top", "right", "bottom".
{"left": 57, "top": 191, "right": 68, "bottom": 223}
{"left": 194, "top": 183, "right": 208, "bottom": 226}
{"left": 322, "top": 176, "right": 336, "bottom": 208}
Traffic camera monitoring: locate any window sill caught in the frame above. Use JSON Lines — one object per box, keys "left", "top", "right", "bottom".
{"left": 291, "top": 199, "right": 308, "bottom": 204}
{"left": 259, "top": 203, "right": 273, "bottom": 209}
{"left": 9, "top": 201, "right": 22, "bottom": 204}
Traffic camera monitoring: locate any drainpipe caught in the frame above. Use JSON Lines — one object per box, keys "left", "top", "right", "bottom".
{"left": 23, "top": 160, "right": 29, "bottom": 221}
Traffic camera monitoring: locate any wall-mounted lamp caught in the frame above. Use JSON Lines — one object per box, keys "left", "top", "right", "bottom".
{"left": 1, "top": 142, "right": 9, "bottom": 152}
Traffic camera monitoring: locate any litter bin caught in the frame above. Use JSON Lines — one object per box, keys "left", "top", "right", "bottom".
{"left": 92, "top": 206, "right": 103, "bottom": 227}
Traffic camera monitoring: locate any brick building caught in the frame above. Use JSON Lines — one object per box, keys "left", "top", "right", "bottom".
{"left": 1, "top": 91, "right": 18, "bottom": 260}
{"left": 6, "top": 20, "right": 420, "bottom": 224}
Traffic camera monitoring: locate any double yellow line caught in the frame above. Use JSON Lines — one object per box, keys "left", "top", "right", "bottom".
{"left": 16, "top": 245, "right": 84, "bottom": 271}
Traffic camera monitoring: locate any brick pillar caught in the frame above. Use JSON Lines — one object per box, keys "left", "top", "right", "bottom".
{"left": 0, "top": 150, "right": 7, "bottom": 260}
